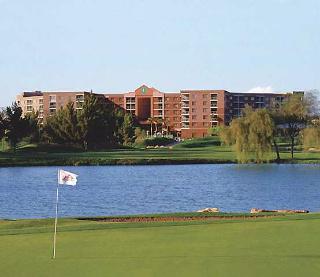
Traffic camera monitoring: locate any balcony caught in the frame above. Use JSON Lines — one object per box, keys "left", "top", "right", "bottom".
{"left": 126, "top": 104, "right": 135, "bottom": 110}
{"left": 181, "top": 122, "right": 189, "bottom": 128}
{"left": 181, "top": 116, "right": 189, "bottom": 122}
{"left": 153, "top": 97, "right": 163, "bottom": 104}
{"left": 76, "top": 95, "right": 84, "bottom": 102}
{"left": 211, "top": 108, "right": 218, "bottom": 114}
{"left": 76, "top": 102, "right": 83, "bottom": 109}
{"left": 181, "top": 94, "right": 190, "bottom": 102}
{"left": 210, "top": 95, "right": 218, "bottom": 101}
{"left": 181, "top": 108, "right": 189, "bottom": 115}
{"left": 125, "top": 97, "right": 135, "bottom": 104}
{"left": 211, "top": 115, "right": 218, "bottom": 121}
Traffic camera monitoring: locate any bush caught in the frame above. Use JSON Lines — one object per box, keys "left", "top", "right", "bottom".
{"left": 141, "top": 137, "right": 175, "bottom": 147}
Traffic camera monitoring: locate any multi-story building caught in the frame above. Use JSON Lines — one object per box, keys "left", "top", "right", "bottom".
{"left": 16, "top": 85, "right": 299, "bottom": 139}
{"left": 16, "top": 91, "right": 86, "bottom": 123}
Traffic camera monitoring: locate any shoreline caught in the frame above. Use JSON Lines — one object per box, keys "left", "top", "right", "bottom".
{"left": 1, "top": 158, "right": 320, "bottom": 167}
{"left": 1, "top": 211, "right": 313, "bottom": 222}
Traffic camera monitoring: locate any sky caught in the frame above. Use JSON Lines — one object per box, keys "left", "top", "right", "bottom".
{"left": 0, "top": 0, "right": 319, "bottom": 107}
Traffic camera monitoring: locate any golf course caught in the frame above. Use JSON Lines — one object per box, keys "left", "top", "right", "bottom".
{"left": 2, "top": 137, "right": 320, "bottom": 167}
{"left": 1, "top": 213, "right": 320, "bottom": 277}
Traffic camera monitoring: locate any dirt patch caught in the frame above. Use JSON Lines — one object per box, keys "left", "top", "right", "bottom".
{"left": 78, "top": 215, "right": 284, "bottom": 223}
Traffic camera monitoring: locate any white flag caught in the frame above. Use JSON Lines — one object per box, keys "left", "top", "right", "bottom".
{"left": 58, "top": 170, "right": 78, "bottom": 186}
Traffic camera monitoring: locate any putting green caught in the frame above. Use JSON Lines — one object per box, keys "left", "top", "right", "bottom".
{"left": 1, "top": 214, "right": 320, "bottom": 276}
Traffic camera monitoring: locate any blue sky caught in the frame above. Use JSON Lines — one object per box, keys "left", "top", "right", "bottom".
{"left": 0, "top": 0, "right": 319, "bottom": 106}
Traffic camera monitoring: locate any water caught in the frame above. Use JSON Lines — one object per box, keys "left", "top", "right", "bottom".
{"left": 0, "top": 164, "right": 319, "bottom": 219}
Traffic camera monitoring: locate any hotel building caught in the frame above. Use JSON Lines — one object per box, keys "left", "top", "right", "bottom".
{"left": 16, "top": 85, "right": 298, "bottom": 139}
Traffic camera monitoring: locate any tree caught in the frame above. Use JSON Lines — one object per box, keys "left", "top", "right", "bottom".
{"left": 154, "top": 118, "right": 163, "bottom": 135}
{"left": 222, "top": 106, "right": 274, "bottom": 163}
{"left": 121, "top": 113, "right": 135, "bottom": 145}
{"left": 267, "top": 109, "right": 282, "bottom": 162}
{"left": 78, "top": 94, "right": 115, "bottom": 150}
{"left": 3, "top": 102, "right": 28, "bottom": 151}
{"left": 279, "top": 93, "right": 312, "bottom": 159}
{"left": 147, "top": 117, "right": 156, "bottom": 136}
{"left": 0, "top": 110, "right": 5, "bottom": 141}
{"left": 218, "top": 125, "right": 233, "bottom": 145}
{"left": 302, "top": 127, "right": 320, "bottom": 150}
{"left": 112, "top": 108, "right": 136, "bottom": 145}
{"left": 247, "top": 108, "right": 273, "bottom": 162}
{"left": 0, "top": 110, "right": 5, "bottom": 151}
{"left": 43, "top": 102, "right": 80, "bottom": 145}
{"left": 24, "top": 111, "right": 40, "bottom": 143}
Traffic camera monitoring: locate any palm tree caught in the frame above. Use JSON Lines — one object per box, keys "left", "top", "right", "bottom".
{"left": 147, "top": 117, "right": 155, "bottom": 137}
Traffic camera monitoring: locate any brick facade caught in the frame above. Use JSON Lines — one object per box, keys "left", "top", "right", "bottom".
{"left": 16, "top": 85, "right": 296, "bottom": 139}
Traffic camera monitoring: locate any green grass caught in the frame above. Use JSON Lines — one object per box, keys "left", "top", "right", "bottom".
{"left": 1, "top": 137, "right": 320, "bottom": 166}
{"left": 1, "top": 213, "right": 320, "bottom": 276}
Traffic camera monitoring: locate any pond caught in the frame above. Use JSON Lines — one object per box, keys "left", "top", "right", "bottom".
{"left": 0, "top": 164, "right": 319, "bottom": 219}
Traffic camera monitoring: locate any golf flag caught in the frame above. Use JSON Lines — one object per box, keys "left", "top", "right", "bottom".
{"left": 58, "top": 169, "right": 78, "bottom": 186}
{"left": 53, "top": 169, "right": 78, "bottom": 259}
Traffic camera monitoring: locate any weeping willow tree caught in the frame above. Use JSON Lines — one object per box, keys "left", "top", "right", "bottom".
{"left": 218, "top": 125, "right": 233, "bottom": 146}
{"left": 302, "top": 127, "right": 320, "bottom": 150}
{"left": 219, "top": 106, "right": 274, "bottom": 163}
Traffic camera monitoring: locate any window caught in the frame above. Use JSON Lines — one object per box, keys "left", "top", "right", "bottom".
{"left": 251, "top": 97, "right": 254, "bottom": 101}
{"left": 192, "top": 108, "right": 196, "bottom": 113}
{"left": 27, "top": 99, "right": 33, "bottom": 105}
{"left": 211, "top": 94, "right": 218, "bottom": 100}
{"left": 49, "top": 95, "right": 56, "bottom": 103}
{"left": 203, "top": 101, "right": 207, "bottom": 106}
{"left": 76, "top": 95, "right": 84, "bottom": 102}
{"left": 39, "top": 99, "right": 43, "bottom": 104}
{"left": 173, "top": 117, "right": 179, "bottom": 121}
{"left": 203, "top": 122, "right": 209, "bottom": 127}
{"left": 203, "top": 94, "right": 208, "bottom": 99}
{"left": 203, "top": 108, "right": 208, "bottom": 113}
{"left": 192, "top": 101, "right": 196, "bottom": 106}
{"left": 203, "top": 115, "right": 208, "bottom": 120}
{"left": 192, "top": 115, "right": 197, "bottom": 120}
{"left": 192, "top": 122, "right": 196, "bottom": 127}
{"left": 244, "top": 97, "right": 248, "bottom": 101}
{"left": 49, "top": 102, "right": 56, "bottom": 109}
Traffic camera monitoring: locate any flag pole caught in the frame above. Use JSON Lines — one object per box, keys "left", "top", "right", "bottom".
{"left": 53, "top": 171, "right": 60, "bottom": 259}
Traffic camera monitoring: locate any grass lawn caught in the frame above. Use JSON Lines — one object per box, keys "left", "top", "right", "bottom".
{"left": 1, "top": 137, "right": 320, "bottom": 166}
{"left": 1, "top": 213, "right": 320, "bottom": 276}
